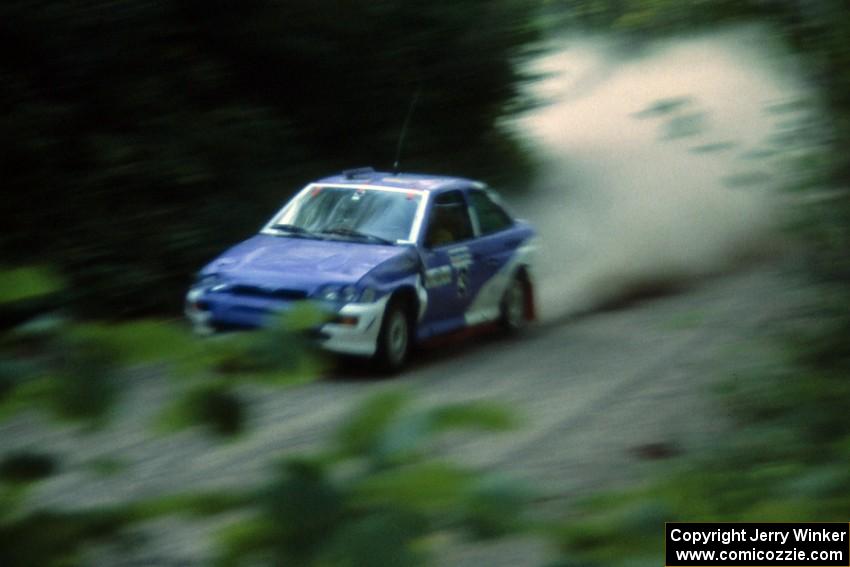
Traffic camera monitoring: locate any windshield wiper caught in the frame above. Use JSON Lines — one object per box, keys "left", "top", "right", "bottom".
{"left": 318, "top": 227, "right": 393, "bottom": 245}
{"left": 270, "top": 223, "right": 317, "bottom": 238}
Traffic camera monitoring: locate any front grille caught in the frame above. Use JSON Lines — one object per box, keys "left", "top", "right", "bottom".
{"left": 227, "top": 285, "right": 308, "bottom": 301}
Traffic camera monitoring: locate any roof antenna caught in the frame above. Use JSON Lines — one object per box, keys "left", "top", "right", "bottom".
{"left": 393, "top": 85, "right": 421, "bottom": 174}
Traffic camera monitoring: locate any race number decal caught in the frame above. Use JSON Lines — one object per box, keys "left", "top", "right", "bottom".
{"left": 456, "top": 266, "right": 469, "bottom": 298}
{"left": 447, "top": 246, "right": 472, "bottom": 298}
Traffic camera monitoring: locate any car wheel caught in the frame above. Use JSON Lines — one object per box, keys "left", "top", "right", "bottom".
{"left": 375, "top": 298, "right": 412, "bottom": 373}
{"left": 501, "top": 274, "right": 529, "bottom": 332}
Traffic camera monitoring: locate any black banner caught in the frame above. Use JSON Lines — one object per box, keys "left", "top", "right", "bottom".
{"left": 666, "top": 523, "right": 850, "bottom": 566}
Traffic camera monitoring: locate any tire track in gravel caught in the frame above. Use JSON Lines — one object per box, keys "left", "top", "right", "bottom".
{"left": 487, "top": 277, "right": 766, "bottom": 467}
{"left": 417, "top": 264, "right": 801, "bottom": 491}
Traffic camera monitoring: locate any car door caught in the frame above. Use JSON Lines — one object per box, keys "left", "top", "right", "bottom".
{"left": 464, "top": 188, "right": 524, "bottom": 325}
{"left": 419, "top": 190, "right": 476, "bottom": 338}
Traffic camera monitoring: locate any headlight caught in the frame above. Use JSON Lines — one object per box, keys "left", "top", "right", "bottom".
{"left": 317, "top": 285, "right": 375, "bottom": 303}
{"left": 317, "top": 285, "right": 341, "bottom": 302}
{"left": 340, "top": 285, "right": 359, "bottom": 303}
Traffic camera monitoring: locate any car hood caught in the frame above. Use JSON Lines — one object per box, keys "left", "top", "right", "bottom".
{"left": 203, "top": 234, "right": 412, "bottom": 291}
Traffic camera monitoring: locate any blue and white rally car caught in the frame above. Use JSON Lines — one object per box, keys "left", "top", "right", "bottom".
{"left": 186, "top": 168, "right": 537, "bottom": 370}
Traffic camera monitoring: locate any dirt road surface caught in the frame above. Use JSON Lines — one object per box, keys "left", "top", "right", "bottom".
{"left": 1, "top": 259, "right": 810, "bottom": 566}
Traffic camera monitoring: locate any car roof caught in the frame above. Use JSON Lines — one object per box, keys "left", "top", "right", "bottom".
{"left": 315, "top": 169, "right": 485, "bottom": 193}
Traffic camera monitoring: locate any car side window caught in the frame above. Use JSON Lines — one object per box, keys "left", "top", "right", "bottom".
{"left": 469, "top": 189, "right": 513, "bottom": 235}
{"left": 425, "top": 190, "right": 474, "bottom": 247}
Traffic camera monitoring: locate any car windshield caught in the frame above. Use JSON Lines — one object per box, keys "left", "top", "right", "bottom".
{"left": 269, "top": 185, "right": 423, "bottom": 244}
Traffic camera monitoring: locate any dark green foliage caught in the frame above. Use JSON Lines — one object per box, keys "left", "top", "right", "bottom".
{"left": 217, "top": 305, "right": 327, "bottom": 376}
{"left": 49, "top": 335, "right": 119, "bottom": 423}
{"left": 801, "top": 195, "right": 850, "bottom": 284}
{"left": 1, "top": 0, "right": 537, "bottom": 317}
{"left": 0, "top": 269, "right": 322, "bottom": 435}
{"left": 545, "top": 0, "right": 763, "bottom": 34}
{"left": 0, "top": 490, "right": 250, "bottom": 567}
{"left": 335, "top": 391, "right": 516, "bottom": 465}
{"left": 220, "top": 392, "right": 527, "bottom": 566}
{"left": 0, "top": 510, "right": 128, "bottom": 567}
{"left": 0, "top": 313, "right": 120, "bottom": 426}
{"left": 0, "top": 275, "right": 530, "bottom": 565}
{"left": 128, "top": 491, "right": 253, "bottom": 521}
{"left": 0, "top": 268, "right": 63, "bottom": 331}
{"left": 0, "top": 451, "right": 57, "bottom": 484}
{"left": 317, "top": 511, "right": 426, "bottom": 567}
{"left": 0, "top": 370, "right": 12, "bottom": 402}
{"left": 263, "top": 459, "right": 346, "bottom": 563}
{"left": 335, "top": 390, "right": 410, "bottom": 460}
{"left": 190, "top": 384, "right": 245, "bottom": 437}
{"left": 0, "top": 271, "right": 119, "bottom": 425}
{"left": 460, "top": 473, "right": 528, "bottom": 538}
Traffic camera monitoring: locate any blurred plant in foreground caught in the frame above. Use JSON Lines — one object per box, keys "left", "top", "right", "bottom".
{"left": 0, "top": 266, "right": 532, "bottom": 566}
{"left": 0, "top": 265, "right": 318, "bottom": 564}
{"left": 218, "top": 391, "right": 526, "bottom": 567}
{"left": 0, "top": 266, "right": 326, "bottom": 432}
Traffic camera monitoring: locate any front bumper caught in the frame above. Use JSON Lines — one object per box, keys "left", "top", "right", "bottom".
{"left": 185, "top": 288, "right": 389, "bottom": 358}
{"left": 316, "top": 296, "right": 388, "bottom": 357}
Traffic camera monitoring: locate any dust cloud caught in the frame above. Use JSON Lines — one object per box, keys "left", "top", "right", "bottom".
{"left": 508, "top": 26, "right": 812, "bottom": 320}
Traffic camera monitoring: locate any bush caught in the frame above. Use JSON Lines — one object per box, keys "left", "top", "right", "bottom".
{"left": 219, "top": 391, "right": 527, "bottom": 566}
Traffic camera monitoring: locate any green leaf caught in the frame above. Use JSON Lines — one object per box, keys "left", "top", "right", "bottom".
{"left": 430, "top": 402, "right": 517, "bottom": 433}
{"left": 70, "top": 321, "right": 198, "bottom": 366}
{"left": 49, "top": 335, "right": 120, "bottom": 424}
{"left": 215, "top": 517, "right": 274, "bottom": 567}
{"left": 282, "top": 301, "right": 330, "bottom": 331}
{"left": 0, "top": 267, "right": 63, "bottom": 305}
{"left": 263, "top": 459, "right": 344, "bottom": 563}
{"left": 461, "top": 474, "right": 529, "bottom": 539}
{"left": 336, "top": 391, "right": 409, "bottom": 458}
{"left": 316, "top": 512, "right": 426, "bottom": 567}
{"left": 159, "top": 382, "right": 245, "bottom": 437}
{"left": 353, "top": 462, "right": 473, "bottom": 514}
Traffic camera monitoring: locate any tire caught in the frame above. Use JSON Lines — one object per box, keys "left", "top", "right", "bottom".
{"left": 500, "top": 274, "right": 529, "bottom": 333}
{"left": 374, "top": 298, "right": 412, "bottom": 373}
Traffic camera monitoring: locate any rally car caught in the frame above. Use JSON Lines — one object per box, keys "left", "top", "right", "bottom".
{"left": 185, "top": 168, "right": 537, "bottom": 370}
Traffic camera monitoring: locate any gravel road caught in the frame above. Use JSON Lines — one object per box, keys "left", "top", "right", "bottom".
{"left": 0, "top": 259, "right": 810, "bottom": 566}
